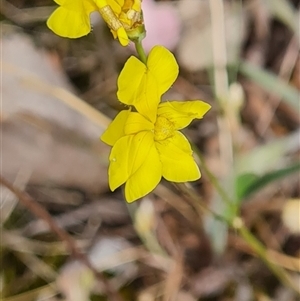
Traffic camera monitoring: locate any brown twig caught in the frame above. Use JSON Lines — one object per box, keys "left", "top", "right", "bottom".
{"left": 0, "top": 175, "right": 124, "bottom": 301}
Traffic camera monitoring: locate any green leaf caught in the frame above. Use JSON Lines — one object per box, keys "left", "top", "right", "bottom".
{"left": 235, "top": 129, "right": 300, "bottom": 175}
{"left": 237, "top": 162, "right": 300, "bottom": 200}
{"left": 239, "top": 61, "right": 299, "bottom": 111}
{"left": 236, "top": 173, "right": 259, "bottom": 200}
{"left": 203, "top": 194, "right": 229, "bottom": 255}
{"left": 265, "top": 0, "right": 299, "bottom": 35}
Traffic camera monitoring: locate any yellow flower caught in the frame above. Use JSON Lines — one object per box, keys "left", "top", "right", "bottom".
{"left": 101, "top": 46, "right": 211, "bottom": 202}
{"left": 47, "top": 0, "right": 143, "bottom": 46}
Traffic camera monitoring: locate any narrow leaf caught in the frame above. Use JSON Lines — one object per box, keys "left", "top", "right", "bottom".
{"left": 238, "top": 162, "right": 300, "bottom": 200}
{"left": 239, "top": 61, "right": 299, "bottom": 111}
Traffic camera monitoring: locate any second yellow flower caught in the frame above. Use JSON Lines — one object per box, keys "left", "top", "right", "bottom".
{"left": 47, "top": 0, "right": 144, "bottom": 46}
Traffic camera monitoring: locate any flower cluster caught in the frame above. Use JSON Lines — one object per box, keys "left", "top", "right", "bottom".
{"left": 47, "top": 1, "right": 211, "bottom": 203}
{"left": 101, "top": 46, "right": 211, "bottom": 202}
{"left": 47, "top": 0, "right": 144, "bottom": 46}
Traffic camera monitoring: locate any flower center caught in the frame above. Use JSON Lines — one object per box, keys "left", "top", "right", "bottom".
{"left": 154, "top": 116, "right": 174, "bottom": 141}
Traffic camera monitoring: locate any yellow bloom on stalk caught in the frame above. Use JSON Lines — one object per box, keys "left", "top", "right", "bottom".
{"left": 101, "top": 46, "right": 211, "bottom": 202}
{"left": 47, "top": 0, "right": 143, "bottom": 46}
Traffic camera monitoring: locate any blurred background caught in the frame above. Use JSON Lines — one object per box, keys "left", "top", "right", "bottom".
{"left": 1, "top": 0, "right": 300, "bottom": 300}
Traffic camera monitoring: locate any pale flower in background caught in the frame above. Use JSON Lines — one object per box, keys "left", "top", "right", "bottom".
{"left": 282, "top": 199, "right": 300, "bottom": 234}
{"left": 134, "top": 0, "right": 181, "bottom": 51}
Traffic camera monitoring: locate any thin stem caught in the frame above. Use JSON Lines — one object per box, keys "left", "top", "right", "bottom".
{"left": 173, "top": 178, "right": 300, "bottom": 295}
{"left": 0, "top": 175, "right": 125, "bottom": 301}
{"left": 193, "top": 145, "right": 234, "bottom": 208}
{"left": 174, "top": 183, "right": 231, "bottom": 224}
{"left": 134, "top": 40, "right": 147, "bottom": 64}
{"left": 237, "top": 222, "right": 300, "bottom": 294}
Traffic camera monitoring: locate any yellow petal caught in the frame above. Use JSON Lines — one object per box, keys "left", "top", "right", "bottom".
{"left": 158, "top": 100, "right": 211, "bottom": 130}
{"left": 53, "top": 0, "right": 63, "bottom": 4}
{"left": 101, "top": 110, "right": 130, "bottom": 146}
{"left": 106, "top": 0, "right": 122, "bottom": 14}
{"left": 147, "top": 46, "right": 179, "bottom": 96}
{"left": 125, "top": 112, "right": 154, "bottom": 135}
{"left": 128, "top": 131, "right": 155, "bottom": 175}
{"left": 117, "top": 55, "right": 146, "bottom": 103}
{"left": 55, "top": 0, "right": 96, "bottom": 10}
{"left": 108, "top": 131, "right": 156, "bottom": 191}
{"left": 108, "top": 135, "right": 131, "bottom": 191}
{"left": 116, "top": 27, "right": 129, "bottom": 46}
{"left": 117, "top": 56, "right": 160, "bottom": 122}
{"left": 131, "top": 0, "right": 141, "bottom": 12}
{"left": 94, "top": 0, "right": 109, "bottom": 9}
{"left": 155, "top": 132, "right": 200, "bottom": 182}
{"left": 47, "top": 7, "right": 92, "bottom": 38}
{"left": 134, "top": 72, "right": 160, "bottom": 122}
{"left": 125, "top": 141, "right": 162, "bottom": 202}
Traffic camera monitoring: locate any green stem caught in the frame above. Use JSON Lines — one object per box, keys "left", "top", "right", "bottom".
{"left": 237, "top": 221, "right": 300, "bottom": 294}
{"left": 195, "top": 148, "right": 234, "bottom": 207}
{"left": 174, "top": 169, "right": 300, "bottom": 295}
{"left": 193, "top": 144, "right": 239, "bottom": 221}
{"left": 134, "top": 40, "right": 147, "bottom": 64}
{"left": 174, "top": 183, "right": 231, "bottom": 224}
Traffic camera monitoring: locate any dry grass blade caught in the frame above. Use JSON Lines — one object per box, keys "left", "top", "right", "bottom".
{"left": 1, "top": 284, "right": 56, "bottom": 301}
{"left": 163, "top": 254, "right": 184, "bottom": 301}
{"left": 2, "top": 62, "right": 111, "bottom": 129}
{"left": 0, "top": 175, "right": 125, "bottom": 301}
{"left": 267, "top": 250, "right": 300, "bottom": 273}
{"left": 1, "top": 168, "right": 31, "bottom": 225}
{"left": 2, "top": 230, "right": 88, "bottom": 256}
{"left": 13, "top": 251, "right": 58, "bottom": 282}
{"left": 1, "top": 1, "right": 54, "bottom": 25}
{"left": 22, "top": 199, "right": 128, "bottom": 237}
